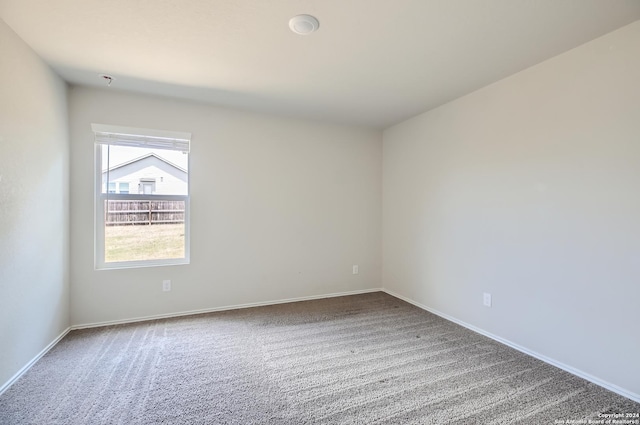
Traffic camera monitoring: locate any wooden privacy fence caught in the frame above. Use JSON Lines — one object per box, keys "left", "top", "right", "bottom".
{"left": 105, "top": 200, "right": 185, "bottom": 226}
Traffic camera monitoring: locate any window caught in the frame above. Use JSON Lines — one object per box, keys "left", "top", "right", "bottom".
{"left": 93, "top": 124, "right": 191, "bottom": 269}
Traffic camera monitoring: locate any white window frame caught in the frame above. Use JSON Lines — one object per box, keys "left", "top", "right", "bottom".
{"left": 93, "top": 123, "right": 191, "bottom": 270}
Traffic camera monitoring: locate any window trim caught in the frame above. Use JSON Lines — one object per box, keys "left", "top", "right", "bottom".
{"left": 93, "top": 124, "right": 191, "bottom": 270}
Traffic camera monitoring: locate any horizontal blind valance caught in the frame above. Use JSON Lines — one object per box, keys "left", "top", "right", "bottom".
{"left": 92, "top": 124, "right": 191, "bottom": 152}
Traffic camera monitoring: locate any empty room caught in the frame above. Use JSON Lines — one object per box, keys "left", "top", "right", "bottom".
{"left": 1, "top": 0, "right": 639, "bottom": 423}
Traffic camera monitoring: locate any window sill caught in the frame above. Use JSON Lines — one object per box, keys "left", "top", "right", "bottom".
{"left": 95, "top": 258, "right": 190, "bottom": 271}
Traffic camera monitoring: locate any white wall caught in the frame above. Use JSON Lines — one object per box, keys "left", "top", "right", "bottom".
{"left": 69, "top": 87, "right": 382, "bottom": 325}
{"left": 0, "top": 19, "right": 69, "bottom": 389}
{"left": 383, "top": 21, "right": 640, "bottom": 398}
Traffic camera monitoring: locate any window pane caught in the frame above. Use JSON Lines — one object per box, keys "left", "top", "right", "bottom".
{"left": 100, "top": 143, "right": 188, "bottom": 265}
{"left": 101, "top": 145, "right": 188, "bottom": 195}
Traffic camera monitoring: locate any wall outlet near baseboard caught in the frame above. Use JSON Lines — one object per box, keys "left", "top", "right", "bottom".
{"left": 352, "top": 265, "right": 359, "bottom": 275}
{"left": 483, "top": 292, "right": 492, "bottom": 307}
{"left": 162, "top": 280, "right": 171, "bottom": 292}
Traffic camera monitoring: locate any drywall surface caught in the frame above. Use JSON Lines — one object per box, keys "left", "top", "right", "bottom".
{"left": 69, "top": 87, "right": 381, "bottom": 325}
{"left": 383, "top": 21, "right": 640, "bottom": 397}
{"left": 0, "top": 19, "right": 69, "bottom": 389}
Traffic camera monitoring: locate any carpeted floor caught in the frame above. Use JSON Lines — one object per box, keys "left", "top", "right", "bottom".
{"left": 1, "top": 292, "right": 638, "bottom": 424}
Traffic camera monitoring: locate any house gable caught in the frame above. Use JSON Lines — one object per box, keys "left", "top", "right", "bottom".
{"left": 102, "top": 154, "right": 187, "bottom": 195}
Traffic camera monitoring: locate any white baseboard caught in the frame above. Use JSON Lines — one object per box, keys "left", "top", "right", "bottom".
{"left": 382, "top": 288, "right": 640, "bottom": 404}
{"left": 72, "top": 288, "right": 384, "bottom": 330}
{"left": 0, "top": 327, "right": 71, "bottom": 397}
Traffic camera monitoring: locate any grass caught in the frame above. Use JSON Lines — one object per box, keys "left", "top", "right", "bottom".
{"left": 105, "top": 223, "right": 185, "bottom": 263}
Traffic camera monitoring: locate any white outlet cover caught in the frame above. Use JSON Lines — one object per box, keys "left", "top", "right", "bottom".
{"left": 352, "top": 265, "right": 359, "bottom": 274}
{"left": 162, "top": 280, "right": 171, "bottom": 291}
{"left": 483, "top": 293, "right": 492, "bottom": 307}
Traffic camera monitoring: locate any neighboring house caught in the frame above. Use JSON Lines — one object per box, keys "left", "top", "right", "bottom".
{"left": 102, "top": 153, "right": 188, "bottom": 195}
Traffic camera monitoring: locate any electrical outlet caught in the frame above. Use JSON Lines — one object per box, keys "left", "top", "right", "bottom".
{"left": 483, "top": 293, "right": 492, "bottom": 307}
{"left": 162, "top": 280, "right": 171, "bottom": 292}
{"left": 352, "top": 265, "right": 359, "bottom": 275}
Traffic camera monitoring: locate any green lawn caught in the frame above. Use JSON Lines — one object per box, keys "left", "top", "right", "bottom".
{"left": 105, "top": 223, "right": 185, "bottom": 263}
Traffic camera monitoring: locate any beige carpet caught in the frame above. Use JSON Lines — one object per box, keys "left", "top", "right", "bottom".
{"left": 1, "top": 292, "right": 638, "bottom": 424}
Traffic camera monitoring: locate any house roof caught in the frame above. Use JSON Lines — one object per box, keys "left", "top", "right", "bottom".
{"left": 102, "top": 153, "right": 187, "bottom": 174}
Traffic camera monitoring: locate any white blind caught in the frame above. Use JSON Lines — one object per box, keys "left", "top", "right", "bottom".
{"left": 92, "top": 124, "right": 191, "bottom": 152}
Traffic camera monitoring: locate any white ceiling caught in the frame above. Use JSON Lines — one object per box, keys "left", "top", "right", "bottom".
{"left": 2, "top": 1, "right": 640, "bottom": 128}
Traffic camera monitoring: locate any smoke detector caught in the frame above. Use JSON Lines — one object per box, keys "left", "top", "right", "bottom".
{"left": 289, "top": 14, "right": 319, "bottom": 35}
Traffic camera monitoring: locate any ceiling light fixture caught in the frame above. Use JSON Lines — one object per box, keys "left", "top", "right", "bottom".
{"left": 289, "top": 14, "right": 319, "bottom": 35}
